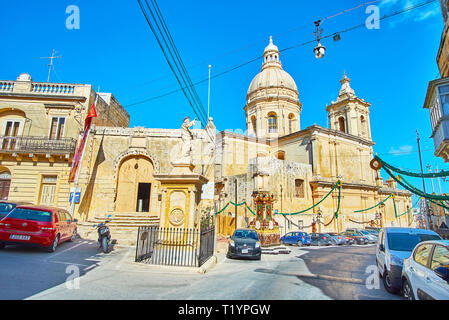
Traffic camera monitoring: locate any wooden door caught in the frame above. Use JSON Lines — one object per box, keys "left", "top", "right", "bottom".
{"left": 0, "top": 180, "right": 10, "bottom": 200}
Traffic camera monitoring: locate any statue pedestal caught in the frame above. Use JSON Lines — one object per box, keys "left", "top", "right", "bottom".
{"left": 154, "top": 163, "right": 208, "bottom": 230}
{"left": 248, "top": 191, "right": 280, "bottom": 247}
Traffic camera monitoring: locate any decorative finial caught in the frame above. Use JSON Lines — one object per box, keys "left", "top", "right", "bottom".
{"left": 269, "top": 36, "right": 273, "bottom": 44}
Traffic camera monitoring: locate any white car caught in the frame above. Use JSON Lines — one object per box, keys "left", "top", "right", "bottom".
{"left": 402, "top": 240, "right": 449, "bottom": 300}
{"left": 376, "top": 227, "right": 442, "bottom": 294}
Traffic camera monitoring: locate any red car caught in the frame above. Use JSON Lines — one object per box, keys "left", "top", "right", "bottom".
{"left": 0, "top": 205, "right": 78, "bottom": 252}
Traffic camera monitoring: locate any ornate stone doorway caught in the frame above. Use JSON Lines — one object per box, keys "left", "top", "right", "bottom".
{"left": 115, "top": 155, "right": 155, "bottom": 213}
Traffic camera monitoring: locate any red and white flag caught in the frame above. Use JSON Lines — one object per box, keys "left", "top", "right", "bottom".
{"left": 68, "top": 101, "right": 97, "bottom": 183}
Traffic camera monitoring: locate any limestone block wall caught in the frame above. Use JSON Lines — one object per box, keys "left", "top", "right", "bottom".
{"left": 74, "top": 126, "right": 215, "bottom": 220}
{"left": 1, "top": 157, "right": 72, "bottom": 209}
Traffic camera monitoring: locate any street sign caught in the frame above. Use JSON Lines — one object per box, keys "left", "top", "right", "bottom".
{"left": 69, "top": 187, "right": 81, "bottom": 204}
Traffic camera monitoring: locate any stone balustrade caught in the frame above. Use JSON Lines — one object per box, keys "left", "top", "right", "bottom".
{"left": 31, "top": 83, "right": 76, "bottom": 95}
{"left": 0, "top": 81, "right": 14, "bottom": 92}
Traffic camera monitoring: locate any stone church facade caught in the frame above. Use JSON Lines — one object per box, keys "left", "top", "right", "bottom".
{"left": 0, "top": 38, "right": 414, "bottom": 242}
{"left": 214, "top": 38, "right": 413, "bottom": 234}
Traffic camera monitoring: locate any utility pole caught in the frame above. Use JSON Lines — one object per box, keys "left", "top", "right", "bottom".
{"left": 41, "top": 49, "right": 62, "bottom": 83}
{"left": 427, "top": 164, "right": 436, "bottom": 194}
{"left": 416, "top": 130, "right": 431, "bottom": 230}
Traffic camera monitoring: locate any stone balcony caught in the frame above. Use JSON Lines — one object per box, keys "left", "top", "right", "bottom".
{"left": 0, "top": 136, "right": 76, "bottom": 159}
{"left": 0, "top": 73, "right": 89, "bottom": 101}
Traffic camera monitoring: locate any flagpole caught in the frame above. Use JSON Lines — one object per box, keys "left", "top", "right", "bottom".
{"left": 69, "top": 94, "right": 98, "bottom": 219}
{"left": 207, "top": 65, "right": 211, "bottom": 119}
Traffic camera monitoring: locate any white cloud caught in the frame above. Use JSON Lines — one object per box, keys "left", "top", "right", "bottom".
{"left": 379, "top": 0, "right": 441, "bottom": 26}
{"left": 389, "top": 145, "right": 414, "bottom": 155}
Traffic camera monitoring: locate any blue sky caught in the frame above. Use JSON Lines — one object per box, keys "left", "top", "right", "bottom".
{"left": 0, "top": 0, "right": 447, "bottom": 198}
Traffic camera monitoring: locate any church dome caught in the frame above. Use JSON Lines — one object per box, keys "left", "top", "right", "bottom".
{"left": 248, "top": 67, "right": 298, "bottom": 95}
{"left": 247, "top": 36, "right": 298, "bottom": 96}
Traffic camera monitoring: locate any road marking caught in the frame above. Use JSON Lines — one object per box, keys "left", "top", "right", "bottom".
{"left": 45, "top": 242, "right": 86, "bottom": 261}
{"left": 242, "top": 280, "right": 255, "bottom": 292}
{"left": 48, "top": 260, "right": 90, "bottom": 267}
{"left": 114, "top": 247, "right": 133, "bottom": 270}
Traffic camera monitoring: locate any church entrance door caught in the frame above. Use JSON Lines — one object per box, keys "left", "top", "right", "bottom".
{"left": 136, "top": 183, "right": 151, "bottom": 212}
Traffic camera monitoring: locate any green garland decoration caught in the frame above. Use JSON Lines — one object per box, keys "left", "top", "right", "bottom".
{"left": 381, "top": 165, "right": 449, "bottom": 201}
{"left": 393, "top": 198, "right": 398, "bottom": 218}
{"left": 395, "top": 197, "right": 421, "bottom": 218}
{"left": 354, "top": 193, "right": 393, "bottom": 213}
{"left": 230, "top": 201, "right": 246, "bottom": 206}
{"left": 279, "top": 180, "right": 341, "bottom": 216}
{"left": 246, "top": 204, "right": 256, "bottom": 216}
{"left": 214, "top": 202, "right": 230, "bottom": 216}
{"left": 429, "top": 198, "right": 449, "bottom": 211}
{"left": 375, "top": 155, "right": 449, "bottom": 178}
{"left": 334, "top": 185, "right": 342, "bottom": 219}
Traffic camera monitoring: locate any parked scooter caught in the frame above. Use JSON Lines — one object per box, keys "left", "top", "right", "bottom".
{"left": 93, "top": 215, "right": 112, "bottom": 253}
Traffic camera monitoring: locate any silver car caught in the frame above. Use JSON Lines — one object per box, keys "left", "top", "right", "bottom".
{"left": 376, "top": 227, "right": 442, "bottom": 294}
{"left": 402, "top": 240, "right": 449, "bottom": 300}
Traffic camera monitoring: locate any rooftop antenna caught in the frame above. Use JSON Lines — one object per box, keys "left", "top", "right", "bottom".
{"left": 41, "top": 49, "right": 62, "bottom": 82}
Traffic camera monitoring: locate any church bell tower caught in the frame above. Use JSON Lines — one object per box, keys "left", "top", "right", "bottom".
{"left": 326, "top": 73, "right": 372, "bottom": 140}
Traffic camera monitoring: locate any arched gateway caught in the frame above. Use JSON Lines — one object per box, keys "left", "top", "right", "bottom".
{"left": 115, "top": 155, "right": 156, "bottom": 213}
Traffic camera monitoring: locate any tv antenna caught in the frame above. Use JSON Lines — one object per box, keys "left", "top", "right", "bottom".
{"left": 41, "top": 49, "right": 62, "bottom": 82}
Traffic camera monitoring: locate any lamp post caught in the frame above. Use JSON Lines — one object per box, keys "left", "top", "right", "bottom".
{"left": 317, "top": 207, "right": 323, "bottom": 233}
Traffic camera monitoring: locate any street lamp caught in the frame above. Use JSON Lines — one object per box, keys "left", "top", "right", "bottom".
{"left": 313, "top": 20, "right": 326, "bottom": 59}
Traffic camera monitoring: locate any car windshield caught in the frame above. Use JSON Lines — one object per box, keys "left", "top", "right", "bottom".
{"left": 359, "top": 230, "right": 370, "bottom": 235}
{"left": 6, "top": 208, "right": 52, "bottom": 222}
{"left": 0, "top": 203, "right": 15, "bottom": 214}
{"left": 387, "top": 233, "right": 442, "bottom": 252}
{"left": 234, "top": 230, "right": 258, "bottom": 240}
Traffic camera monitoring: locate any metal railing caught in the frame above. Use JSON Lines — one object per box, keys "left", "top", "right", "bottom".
{"left": 135, "top": 226, "right": 215, "bottom": 267}
{"left": 0, "top": 136, "right": 77, "bottom": 155}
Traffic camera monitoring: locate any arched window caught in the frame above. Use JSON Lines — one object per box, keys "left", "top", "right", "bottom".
{"left": 276, "top": 151, "right": 285, "bottom": 160}
{"left": 268, "top": 113, "right": 277, "bottom": 133}
{"left": 288, "top": 114, "right": 295, "bottom": 134}
{"left": 360, "top": 115, "right": 366, "bottom": 136}
{"left": 338, "top": 117, "right": 346, "bottom": 133}
{"left": 251, "top": 116, "right": 257, "bottom": 135}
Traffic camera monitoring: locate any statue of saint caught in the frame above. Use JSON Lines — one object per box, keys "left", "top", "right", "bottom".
{"left": 180, "top": 116, "right": 196, "bottom": 163}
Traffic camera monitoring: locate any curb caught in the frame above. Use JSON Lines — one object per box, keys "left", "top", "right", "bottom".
{"left": 128, "top": 254, "right": 218, "bottom": 274}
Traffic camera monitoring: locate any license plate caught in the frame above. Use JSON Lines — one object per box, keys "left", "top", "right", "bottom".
{"left": 10, "top": 234, "right": 30, "bottom": 241}
{"left": 241, "top": 249, "right": 249, "bottom": 254}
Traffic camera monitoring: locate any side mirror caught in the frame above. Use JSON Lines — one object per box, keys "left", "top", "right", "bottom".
{"left": 379, "top": 244, "right": 385, "bottom": 252}
{"left": 434, "top": 266, "right": 449, "bottom": 282}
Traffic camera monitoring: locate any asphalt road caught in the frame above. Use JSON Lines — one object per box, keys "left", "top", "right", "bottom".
{"left": 0, "top": 240, "right": 402, "bottom": 300}
{"left": 297, "top": 245, "right": 401, "bottom": 300}
{"left": 0, "top": 239, "right": 116, "bottom": 300}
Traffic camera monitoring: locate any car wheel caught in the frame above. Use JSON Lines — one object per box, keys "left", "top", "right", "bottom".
{"left": 68, "top": 229, "right": 78, "bottom": 242}
{"left": 402, "top": 279, "right": 415, "bottom": 300}
{"left": 383, "top": 269, "right": 398, "bottom": 294}
{"left": 46, "top": 234, "right": 60, "bottom": 253}
{"left": 101, "top": 237, "right": 109, "bottom": 253}
{"left": 297, "top": 241, "right": 303, "bottom": 247}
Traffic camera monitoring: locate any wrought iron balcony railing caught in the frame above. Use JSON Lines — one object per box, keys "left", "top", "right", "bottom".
{"left": 0, "top": 136, "right": 77, "bottom": 155}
